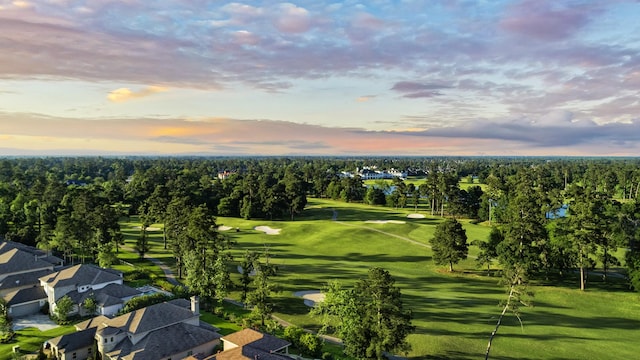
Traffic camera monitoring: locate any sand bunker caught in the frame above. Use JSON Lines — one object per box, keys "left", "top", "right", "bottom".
{"left": 407, "top": 213, "right": 426, "bottom": 219}
{"left": 218, "top": 226, "right": 233, "bottom": 231}
{"left": 254, "top": 226, "right": 281, "bottom": 235}
{"left": 365, "top": 220, "right": 406, "bottom": 224}
{"left": 237, "top": 265, "right": 257, "bottom": 276}
{"left": 134, "top": 226, "right": 161, "bottom": 231}
{"left": 294, "top": 290, "right": 326, "bottom": 307}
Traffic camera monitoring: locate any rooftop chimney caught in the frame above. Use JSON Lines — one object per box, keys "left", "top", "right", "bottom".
{"left": 190, "top": 296, "right": 200, "bottom": 315}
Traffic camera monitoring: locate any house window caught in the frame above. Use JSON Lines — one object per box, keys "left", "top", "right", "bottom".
{"left": 73, "top": 353, "right": 77, "bottom": 359}
{"left": 111, "top": 337, "right": 114, "bottom": 342}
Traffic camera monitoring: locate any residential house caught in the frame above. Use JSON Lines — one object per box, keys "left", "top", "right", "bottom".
{"left": 211, "top": 328, "right": 291, "bottom": 360}
{"left": 39, "top": 264, "right": 141, "bottom": 316}
{"left": 47, "top": 327, "right": 98, "bottom": 360}
{"left": 0, "top": 241, "right": 62, "bottom": 317}
{"left": 49, "top": 296, "right": 221, "bottom": 360}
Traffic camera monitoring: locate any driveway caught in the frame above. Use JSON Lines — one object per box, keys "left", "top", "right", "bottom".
{"left": 12, "top": 314, "right": 58, "bottom": 331}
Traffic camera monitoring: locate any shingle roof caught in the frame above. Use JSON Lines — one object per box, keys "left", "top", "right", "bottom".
{"left": 222, "top": 329, "right": 290, "bottom": 352}
{"left": 4, "top": 286, "right": 47, "bottom": 306}
{"left": 65, "top": 283, "right": 142, "bottom": 307}
{"left": 48, "top": 327, "right": 97, "bottom": 353}
{"left": 76, "top": 315, "right": 110, "bottom": 330}
{"left": 106, "top": 301, "right": 197, "bottom": 335}
{"left": 0, "top": 248, "right": 53, "bottom": 275}
{"left": 39, "top": 264, "right": 122, "bottom": 288}
{"left": 0, "top": 269, "right": 52, "bottom": 291}
{"left": 106, "top": 322, "right": 220, "bottom": 360}
{"left": 0, "top": 241, "right": 46, "bottom": 257}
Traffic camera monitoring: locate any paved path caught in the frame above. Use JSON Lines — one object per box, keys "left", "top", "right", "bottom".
{"left": 120, "top": 244, "right": 181, "bottom": 286}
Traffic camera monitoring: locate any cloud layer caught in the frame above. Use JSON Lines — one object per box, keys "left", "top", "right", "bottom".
{"left": 0, "top": 0, "right": 639, "bottom": 155}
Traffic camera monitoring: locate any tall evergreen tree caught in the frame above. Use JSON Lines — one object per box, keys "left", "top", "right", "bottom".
{"left": 313, "top": 268, "right": 414, "bottom": 360}
{"left": 430, "top": 218, "right": 468, "bottom": 272}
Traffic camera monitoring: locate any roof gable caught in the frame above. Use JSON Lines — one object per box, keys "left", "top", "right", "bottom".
{"left": 39, "top": 264, "right": 122, "bottom": 288}
{"left": 48, "top": 327, "right": 97, "bottom": 353}
{"left": 107, "top": 322, "right": 220, "bottom": 360}
{"left": 4, "top": 286, "right": 46, "bottom": 306}
{"left": 0, "top": 248, "right": 53, "bottom": 275}
{"left": 222, "top": 329, "right": 290, "bottom": 352}
{"left": 100, "top": 301, "right": 197, "bottom": 335}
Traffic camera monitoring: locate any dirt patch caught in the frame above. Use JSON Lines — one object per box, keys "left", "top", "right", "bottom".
{"left": 294, "top": 290, "right": 325, "bottom": 307}
{"left": 407, "top": 213, "right": 426, "bottom": 219}
{"left": 254, "top": 226, "right": 281, "bottom": 235}
{"left": 365, "top": 220, "right": 406, "bottom": 224}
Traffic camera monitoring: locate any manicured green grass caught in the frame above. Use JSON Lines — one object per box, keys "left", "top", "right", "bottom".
{"left": 213, "top": 197, "right": 640, "bottom": 359}
{"left": 0, "top": 325, "right": 76, "bottom": 360}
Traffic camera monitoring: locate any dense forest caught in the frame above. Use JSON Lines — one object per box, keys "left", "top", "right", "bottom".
{"left": 1, "top": 156, "right": 640, "bottom": 296}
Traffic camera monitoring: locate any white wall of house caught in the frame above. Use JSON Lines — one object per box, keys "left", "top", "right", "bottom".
{"left": 100, "top": 303, "right": 122, "bottom": 317}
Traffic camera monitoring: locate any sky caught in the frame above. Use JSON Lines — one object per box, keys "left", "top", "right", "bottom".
{"left": 1, "top": 0, "right": 639, "bottom": 156}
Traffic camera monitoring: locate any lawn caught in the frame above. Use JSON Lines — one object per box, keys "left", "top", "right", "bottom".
{"left": 110, "top": 198, "right": 640, "bottom": 359}
{"left": 212, "top": 197, "right": 640, "bottom": 359}
{"left": 0, "top": 325, "right": 76, "bottom": 360}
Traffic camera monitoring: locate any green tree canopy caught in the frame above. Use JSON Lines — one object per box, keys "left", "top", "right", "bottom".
{"left": 430, "top": 218, "right": 469, "bottom": 272}
{"left": 313, "top": 268, "right": 414, "bottom": 360}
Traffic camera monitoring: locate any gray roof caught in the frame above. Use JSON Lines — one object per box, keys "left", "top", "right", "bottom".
{"left": 75, "top": 315, "right": 110, "bottom": 330}
{"left": 0, "top": 269, "right": 52, "bottom": 291}
{"left": 39, "top": 264, "right": 122, "bottom": 288}
{"left": 104, "top": 301, "right": 197, "bottom": 335}
{"left": 4, "top": 286, "right": 47, "bottom": 306}
{"left": 0, "top": 248, "right": 53, "bottom": 275}
{"left": 40, "top": 254, "right": 64, "bottom": 266}
{"left": 0, "top": 241, "right": 46, "bottom": 257}
{"left": 48, "top": 327, "right": 97, "bottom": 353}
{"left": 106, "top": 322, "right": 220, "bottom": 360}
{"left": 65, "top": 283, "right": 142, "bottom": 307}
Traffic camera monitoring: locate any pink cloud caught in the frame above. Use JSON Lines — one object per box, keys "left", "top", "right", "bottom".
{"left": 273, "top": 3, "right": 312, "bottom": 33}
{"left": 500, "top": 0, "right": 597, "bottom": 40}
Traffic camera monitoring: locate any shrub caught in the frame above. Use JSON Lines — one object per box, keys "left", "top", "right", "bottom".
{"left": 125, "top": 268, "right": 151, "bottom": 281}
{"left": 118, "top": 293, "right": 171, "bottom": 315}
{"left": 322, "top": 352, "right": 334, "bottom": 360}
{"left": 284, "top": 325, "right": 305, "bottom": 346}
{"left": 299, "top": 333, "right": 323, "bottom": 358}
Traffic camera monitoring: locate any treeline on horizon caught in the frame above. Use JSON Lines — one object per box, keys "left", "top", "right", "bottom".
{"left": 1, "top": 156, "right": 640, "bottom": 292}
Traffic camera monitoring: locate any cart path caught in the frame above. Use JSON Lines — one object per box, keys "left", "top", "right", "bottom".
{"left": 120, "top": 244, "right": 181, "bottom": 286}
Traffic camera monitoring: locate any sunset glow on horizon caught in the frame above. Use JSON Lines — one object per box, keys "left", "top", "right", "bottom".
{"left": 1, "top": 1, "right": 639, "bottom": 156}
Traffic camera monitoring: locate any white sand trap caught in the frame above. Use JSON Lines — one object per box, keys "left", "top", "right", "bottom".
{"left": 134, "top": 226, "right": 162, "bottom": 231}
{"left": 294, "top": 290, "right": 326, "bottom": 307}
{"left": 237, "top": 265, "right": 257, "bottom": 276}
{"left": 254, "top": 226, "right": 281, "bottom": 235}
{"left": 218, "top": 226, "right": 233, "bottom": 231}
{"left": 365, "top": 220, "right": 406, "bottom": 224}
{"left": 407, "top": 213, "right": 426, "bottom": 219}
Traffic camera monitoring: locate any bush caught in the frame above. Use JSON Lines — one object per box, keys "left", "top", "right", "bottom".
{"left": 322, "top": 352, "right": 334, "bottom": 360}
{"left": 125, "top": 268, "right": 151, "bottom": 281}
{"left": 40, "top": 302, "right": 49, "bottom": 315}
{"left": 299, "top": 333, "right": 323, "bottom": 358}
{"left": 0, "top": 330, "right": 13, "bottom": 344}
{"left": 118, "top": 293, "right": 171, "bottom": 315}
{"left": 284, "top": 325, "right": 305, "bottom": 346}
